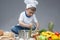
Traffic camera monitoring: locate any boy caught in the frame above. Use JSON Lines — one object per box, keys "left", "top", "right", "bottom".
{"left": 11, "top": 0, "right": 39, "bottom": 34}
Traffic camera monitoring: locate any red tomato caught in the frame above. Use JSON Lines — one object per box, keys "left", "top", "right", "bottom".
{"left": 55, "top": 32, "right": 59, "bottom": 36}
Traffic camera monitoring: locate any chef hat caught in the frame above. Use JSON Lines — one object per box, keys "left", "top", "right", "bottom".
{"left": 24, "top": 0, "right": 38, "bottom": 8}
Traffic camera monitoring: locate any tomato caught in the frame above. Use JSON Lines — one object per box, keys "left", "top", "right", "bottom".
{"left": 55, "top": 32, "right": 59, "bottom": 36}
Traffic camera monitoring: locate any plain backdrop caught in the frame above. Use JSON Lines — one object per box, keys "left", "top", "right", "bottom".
{"left": 0, "top": 0, "right": 60, "bottom": 32}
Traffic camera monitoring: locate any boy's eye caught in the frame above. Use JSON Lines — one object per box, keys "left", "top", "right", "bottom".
{"left": 29, "top": 12, "right": 34, "bottom": 14}
{"left": 30, "top": 12, "right": 32, "bottom": 14}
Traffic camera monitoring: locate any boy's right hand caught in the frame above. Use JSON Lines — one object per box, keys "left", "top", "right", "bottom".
{"left": 27, "top": 23, "right": 33, "bottom": 28}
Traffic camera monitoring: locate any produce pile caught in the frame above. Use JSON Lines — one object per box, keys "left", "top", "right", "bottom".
{"left": 32, "top": 30, "right": 60, "bottom": 40}
{"left": 31, "top": 22, "right": 60, "bottom": 40}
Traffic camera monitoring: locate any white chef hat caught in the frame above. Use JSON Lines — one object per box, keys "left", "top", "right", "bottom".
{"left": 24, "top": 0, "right": 38, "bottom": 8}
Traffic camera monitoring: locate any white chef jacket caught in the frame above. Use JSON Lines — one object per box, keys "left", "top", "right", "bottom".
{"left": 18, "top": 11, "right": 38, "bottom": 24}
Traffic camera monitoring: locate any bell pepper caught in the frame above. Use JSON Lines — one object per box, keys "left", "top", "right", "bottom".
{"left": 59, "top": 35, "right": 60, "bottom": 40}
{"left": 51, "top": 34, "right": 59, "bottom": 40}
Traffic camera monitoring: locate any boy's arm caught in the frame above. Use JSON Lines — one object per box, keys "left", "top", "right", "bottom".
{"left": 35, "top": 22, "right": 39, "bottom": 30}
{"left": 18, "top": 21, "right": 33, "bottom": 28}
{"left": 33, "top": 14, "right": 40, "bottom": 30}
{"left": 18, "top": 21, "right": 28, "bottom": 27}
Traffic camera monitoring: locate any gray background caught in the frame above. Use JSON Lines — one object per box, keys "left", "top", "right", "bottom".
{"left": 0, "top": 0, "right": 60, "bottom": 32}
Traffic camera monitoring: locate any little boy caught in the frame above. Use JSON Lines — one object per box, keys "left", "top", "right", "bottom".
{"left": 11, "top": 0, "right": 39, "bottom": 34}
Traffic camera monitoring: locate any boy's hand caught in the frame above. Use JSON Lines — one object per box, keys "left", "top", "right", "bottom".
{"left": 27, "top": 23, "right": 33, "bottom": 28}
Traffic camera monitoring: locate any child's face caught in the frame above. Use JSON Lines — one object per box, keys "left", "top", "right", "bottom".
{"left": 26, "top": 8, "right": 36, "bottom": 16}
